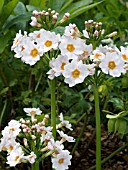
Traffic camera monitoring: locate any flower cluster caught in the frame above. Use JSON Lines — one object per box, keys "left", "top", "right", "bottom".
{"left": 0, "top": 108, "right": 74, "bottom": 169}
{"left": 12, "top": 16, "right": 128, "bottom": 87}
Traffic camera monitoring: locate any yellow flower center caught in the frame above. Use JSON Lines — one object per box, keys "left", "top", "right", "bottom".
{"left": 9, "top": 145, "right": 14, "bottom": 151}
{"left": 30, "top": 110, "right": 36, "bottom": 116}
{"left": 2, "top": 146, "right": 7, "bottom": 151}
{"left": 122, "top": 54, "right": 128, "bottom": 61}
{"left": 60, "top": 62, "right": 66, "bottom": 70}
{"left": 66, "top": 44, "right": 75, "bottom": 52}
{"left": 44, "top": 40, "right": 52, "bottom": 47}
{"left": 72, "top": 69, "right": 80, "bottom": 78}
{"left": 58, "top": 158, "right": 64, "bottom": 164}
{"left": 21, "top": 46, "right": 25, "bottom": 51}
{"left": 10, "top": 128, "right": 15, "bottom": 131}
{"left": 108, "top": 61, "right": 116, "bottom": 70}
{"left": 14, "top": 156, "right": 20, "bottom": 162}
{"left": 94, "top": 53, "right": 102, "bottom": 59}
{"left": 30, "top": 48, "right": 38, "bottom": 58}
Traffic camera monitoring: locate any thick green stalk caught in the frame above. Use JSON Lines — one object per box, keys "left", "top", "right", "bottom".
{"left": 32, "top": 162, "right": 39, "bottom": 170}
{"left": 93, "top": 83, "right": 101, "bottom": 170}
{"left": 50, "top": 79, "right": 56, "bottom": 138}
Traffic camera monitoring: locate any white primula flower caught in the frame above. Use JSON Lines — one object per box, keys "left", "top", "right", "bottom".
{"left": 57, "top": 130, "right": 75, "bottom": 142}
{"left": 99, "top": 52, "right": 125, "bottom": 77}
{"left": 87, "top": 63, "right": 96, "bottom": 75}
{"left": 11, "top": 30, "right": 23, "bottom": 50}
{"left": 24, "top": 108, "right": 42, "bottom": 122}
{"left": 36, "top": 30, "right": 60, "bottom": 53}
{"left": 79, "top": 43, "right": 93, "bottom": 59}
{"left": 90, "top": 50, "right": 105, "bottom": 62}
{"left": 24, "top": 152, "right": 37, "bottom": 164}
{"left": 6, "top": 147, "right": 24, "bottom": 167}
{"left": 2, "top": 120, "right": 21, "bottom": 137}
{"left": 21, "top": 37, "right": 43, "bottom": 65}
{"left": 64, "top": 23, "right": 80, "bottom": 38}
{"left": 83, "top": 30, "right": 89, "bottom": 38}
{"left": 30, "top": 17, "right": 38, "bottom": 27}
{"left": 59, "top": 36, "right": 84, "bottom": 60}
{"left": 48, "top": 55, "right": 69, "bottom": 77}
{"left": 57, "top": 113, "right": 73, "bottom": 131}
{"left": 48, "top": 138, "right": 64, "bottom": 151}
{"left": 52, "top": 150, "right": 72, "bottom": 170}
{"left": 63, "top": 59, "right": 89, "bottom": 87}
{"left": 120, "top": 46, "right": 128, "bottom": 62}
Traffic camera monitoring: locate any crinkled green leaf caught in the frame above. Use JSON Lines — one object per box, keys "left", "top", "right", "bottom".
{"left": 108, "top": 119, "right": 116, "bottom": 133}
{"left": 14, "top": 2, "right": 26, "bottom": 15}
{"left": 0, "top": 32, "right": 11, "bottom": 54}
{"left": 0, "top": 0, "right": 19, "bottom": 25}
{"left": 2, "top": 13, "right": 32, "bottom": 33}
{"left": 0, "top": 0, "right": 4, "bottom": 14}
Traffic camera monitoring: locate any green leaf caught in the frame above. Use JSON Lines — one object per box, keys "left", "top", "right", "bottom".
{"left": 0, "top": 0, "right": 4, "bottom": 14}
{"left": 108, "top": 118, "right": 116, "bottom": 133}
{"left": 0, "top": 0, "right": 19, "bottom": 25}
{"left": 118, "top": 119, "right": 127, "bottom": 135}
{"left": 14, "top": 2, "right": 26, "bottom": 15}
{"left": 48, "top": 0, "right": 66, "bottom": 12}
{"left": 69, "top": 1, "right": 104, "bottom": 20}
{"left": 0, "top": 87, "right": 9, "bottom": 95}
{"left": 29, "top": 0, "right": 46, "bottom": 10}
{"left": 52, "top": 26, "right": 65, "bottom": 35}
{"left": 60, "top": 0, "right": 74, "bottom": 12}
{"left": 0, "top": 32, "right": 11, "bottom": 54}
{"left": 109, "top": 98, "right": 124, "bottom": 110}
{"left": 2, "top": 13, "right": 32, "bottom": 33}
{"left": 26, "top": 5, "right": 40, "bottom": 12}
{"left": 114, "top": 119, "right": 121, "bottom": 133}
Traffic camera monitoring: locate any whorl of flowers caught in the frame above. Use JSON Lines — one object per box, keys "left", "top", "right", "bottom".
{"left": 11, "top": 9, "right": 128, "bottom": 88}
{"left": 0, "top": 109, "right": 74, "bottom": 169}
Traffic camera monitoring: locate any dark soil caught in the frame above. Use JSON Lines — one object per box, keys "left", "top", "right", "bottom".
{"left": 69, "top": 123, "right": 128, "bottom": 170}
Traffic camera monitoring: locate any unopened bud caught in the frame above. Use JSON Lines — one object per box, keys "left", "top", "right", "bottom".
{"left": 107, "top": 31, "right": 117, "bottom": 38}
{"left": 31, "top": 135, "right": 36, "bottom": 140}
{"left": 23, "top": 138, "right": 28, "bottom": 147}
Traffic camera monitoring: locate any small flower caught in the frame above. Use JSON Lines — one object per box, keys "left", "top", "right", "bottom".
{"left": 6, "top": 147, "right": 24, "bottom": 167}
{"left": 99, "top": 52, "right": 124, "bottom": 77}
{"left": 57, "top": 130, "right": 75, "bottom": 142}
{"left": 120, "top": 46, "right": 128, "bottom": 62}
{"left": 57, "top": 113, "right": 73, "bottom": 131}
{"left": 90, "top": 50, "right": 105, "bottom": 62}
{"left": 23, "top": 108, "right": 42, "bottom": 122}
{"left": 2, "top": 120, "right": 21, "bottom": 137}
{"left": 83, "top": 30, "right": 89, "bottom": 38}
{"left": 36, "top": 30, "right": 60, "bottom": 53}
{"left": 24, "top": 152, "right": 37, "bottom": 164}
{"left": 52, "top": 150, "right": 72, "bottom": 170}
{"left": 63, "top": 59, "right": 89, "bottom": 87}
{"left": 59, "top": 36, "right": 84, "bottom": 60}
{"left": 64, "top": 23, "right": 80, "bottom": 38}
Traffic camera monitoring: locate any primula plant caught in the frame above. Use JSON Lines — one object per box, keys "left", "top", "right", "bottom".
{"left": 0, "top": 108, "right": 74, "bottom": 170}
{"left": 0, "top": 3, "right": 128, "bottom": 170}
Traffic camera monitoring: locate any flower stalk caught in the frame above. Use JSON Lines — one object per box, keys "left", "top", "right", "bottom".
{"left": 50, "top": 78, "right": 56, "bottom": 139}
{"left": 93, "top": 83, "right": 101, "bottom": 170}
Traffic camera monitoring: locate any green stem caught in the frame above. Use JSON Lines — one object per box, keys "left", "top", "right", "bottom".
{"left": 0, "top": 100, "right": 7, "bottom": 127}
{"left": 93, "top": 84, "right": 101, "bottom": 170}
{"left": 50, "top": 79, "right": 56, "bottom": 139}
{"left": 88, "top": 142, "right": 128, "bottom": 170}
{"left": 31, "top": 162, "right": 40, "bottom": 170}
{"left": 71, "top": 114, "right": 87, "bottom": 155}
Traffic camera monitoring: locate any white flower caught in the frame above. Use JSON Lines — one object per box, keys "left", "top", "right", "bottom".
{"left": 48, "top": 55, "right": 69, "bottom": 77}
{"left": 11, "top": 30, "right": 23, "bottom": 50}
{"left": 63, "top": 59, "right": 89, "bottom": 87}
{"left": 57, "top": 130, "right": 75, "bottom": 142}
{"left": 87, "top": 63, "right": 96, "bottom": 75}
{"left": 21, "top": 37, "right": 43, "bottom": 65}
{"left": 99, "top": 52, "right": 124, "bottom": 77}
{"left": 6, "top": 147, "right": 24, "bottom": 167}
{"left": 36, "top": 30, "right": 60, "bottom": 53}
{"left": 90, "top": 50, "right": 105, "bottom": 62}
{"left": 83, "top": 30, "right": 89, "bottom": 38}
{"left": 24, "top": 152, "right": 37, "bottom": 164}
{"left": 59, "top": 36, "right": 84, "bottom": 60}
{"left": 2, "top": 120, "right": 21, "bottom": 137}
{"left": 57, "top": 113, "right": 73, "bottom": 131}
{"left": 120, "top": 46, "right": 128, "bottom": 62}
{"left": 23, "top": 108, "right": 42, "bottom": 122}
{"left": 79, "top": 43, "right": 93, "bottom": 59}
{"left": 30, "top": 17, "right": 38, "bottom": 27}
{"left": 52, "top": 150, "right": 72, "bottom": 170}
{"left": 64, "top": 23, "right": 80, "bottom": 38}
{"left": 48, "top": 138, "right": 64, "bottom": 151}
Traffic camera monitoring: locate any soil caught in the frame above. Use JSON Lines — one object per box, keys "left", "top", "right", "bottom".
{"left": 69, "top": 123, "right": 128, "bottom": 170}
